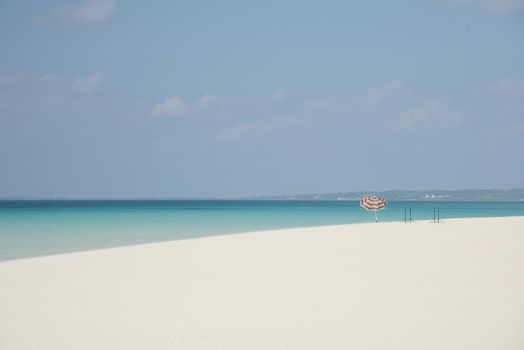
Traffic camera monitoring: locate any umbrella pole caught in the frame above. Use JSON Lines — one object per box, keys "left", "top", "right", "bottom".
{"left": 374, "top": 211, "right": 378, "bottom": 223}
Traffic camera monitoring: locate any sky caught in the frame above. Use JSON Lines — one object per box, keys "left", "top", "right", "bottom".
{"left": 0, "top": 0, "right": 523, "bottom": 198}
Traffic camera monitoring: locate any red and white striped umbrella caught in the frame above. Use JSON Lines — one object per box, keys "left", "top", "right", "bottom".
{"left": 360, "top": 195, "right": 388, "bottom": 222}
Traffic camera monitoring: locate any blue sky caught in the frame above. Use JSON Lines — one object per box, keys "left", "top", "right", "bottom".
{"left": 1, "top": 0, "right": 523, "bottom": 198}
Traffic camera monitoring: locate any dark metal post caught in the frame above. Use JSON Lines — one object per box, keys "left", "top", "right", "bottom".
{"left": 409, "top": 208, "right": 412, "bottom": 223}
{"left": 437, "top": 208, "right": 440, "bottom": 223}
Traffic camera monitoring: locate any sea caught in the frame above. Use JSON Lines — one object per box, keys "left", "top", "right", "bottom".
{"left": 1, "top": 200, "right": 523, "bottom": 261}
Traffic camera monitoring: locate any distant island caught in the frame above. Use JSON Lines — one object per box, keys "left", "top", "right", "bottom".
{"left": 2, "top": 189, "right": 524, "bottom": 201}
{"left": 243, "top": 189, "right": 524, "bottom": 201}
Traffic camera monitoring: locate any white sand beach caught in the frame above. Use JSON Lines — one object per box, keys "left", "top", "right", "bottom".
{"left": 1, "top": 217, "right": 524, "bottom": 350}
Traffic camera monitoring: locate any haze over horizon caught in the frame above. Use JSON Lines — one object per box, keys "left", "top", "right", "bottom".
{"left": 1, "top": 0, "right": 523, "bottom": 198}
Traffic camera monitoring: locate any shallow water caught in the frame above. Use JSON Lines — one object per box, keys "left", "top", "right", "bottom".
{"left": 1, "top": 200, "right": 523, "bottom": 261}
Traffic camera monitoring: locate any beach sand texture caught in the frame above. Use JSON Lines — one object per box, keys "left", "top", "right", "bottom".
{"left": 1, "top": 217, "right": 524, "bottom": 349}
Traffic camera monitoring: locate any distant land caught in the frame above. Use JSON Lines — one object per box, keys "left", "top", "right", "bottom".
{"left": 243, "top": 189, "right": 524, "bottom": 201}
{"left": 1, "top": 189, "right": 524, "bottom": 201}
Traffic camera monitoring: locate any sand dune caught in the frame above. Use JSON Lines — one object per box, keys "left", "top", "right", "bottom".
{"left": 1, "top": 217, "right": 524, "bottom": 349}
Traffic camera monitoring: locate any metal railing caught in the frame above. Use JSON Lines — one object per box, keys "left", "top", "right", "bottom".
{"left": 403, "top": 208, "right": 441, "bottom": 223}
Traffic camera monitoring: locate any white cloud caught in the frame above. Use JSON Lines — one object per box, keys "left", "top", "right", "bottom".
{"left": 363, "top": 80, "right": 405, "bottom": 106}
{"left": 218, "top": 115, "right": 310, "bottom": 140}
{"left": 151, "top": 95, "right": 188, "bottom": 116}
{"left": 476, "top": 0, "right": 524, "bottom": 14}
{"left": 493, "top": 78, "right": 524, "bottom": 96}
{"left": 66, "top": 0, "right": 116, "bottom": 24}
{"left": 304, "top": 80, "right": 405, "bottom": 114}
{"left": 196, "top": 94, "right": 218, "bottom": 106}
{"left": 270, "top": 89, "right": 288, "bottom": 100}
{"left": 151, "top": 94, "right": 222, "bottom": 117}
{"left": 72, "top": 72, "right": 106, "bottom": 94}
{"left": 397, "top": 102, "right": 463, "bottom": 129}
{"left": 437, "top": 0, "right": 524, "bottom": 15}
{"left": 305, "top": 94, "right": 354, "bottom": 113}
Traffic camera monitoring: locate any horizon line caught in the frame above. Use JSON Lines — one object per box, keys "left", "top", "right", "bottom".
{"left": 1, "top": 188, "right": 523, "bottom": 201}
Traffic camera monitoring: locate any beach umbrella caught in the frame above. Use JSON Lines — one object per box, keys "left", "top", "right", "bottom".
{"left": 360, "top": 195, "right": 388, "bottom": 222}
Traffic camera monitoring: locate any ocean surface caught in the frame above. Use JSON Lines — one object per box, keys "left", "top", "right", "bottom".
{"left": 1, "top": 200, "right": 524, "bottom": 261}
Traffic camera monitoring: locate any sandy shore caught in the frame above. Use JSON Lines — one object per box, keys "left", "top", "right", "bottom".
{"left": 1, "top": 217, "right": 524, "bottom": 349}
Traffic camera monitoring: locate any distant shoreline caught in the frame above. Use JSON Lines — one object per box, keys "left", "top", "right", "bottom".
{"left": 1, "top": 188, "right": 524, "bottom": 201}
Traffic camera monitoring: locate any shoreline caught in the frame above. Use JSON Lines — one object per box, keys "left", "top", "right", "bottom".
{"left": 1, "top": 215, "right": 523, "bottom": 264}
{"left": 1, "top": 216, "right": 524, "bottom": 349}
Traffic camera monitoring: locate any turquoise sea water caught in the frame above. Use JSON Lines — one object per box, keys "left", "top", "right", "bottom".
{"left": 1, "top": 200, "right": 524, "bottom": 261}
